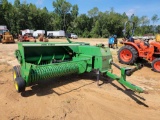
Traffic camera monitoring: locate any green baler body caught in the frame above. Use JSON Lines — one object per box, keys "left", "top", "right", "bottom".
{"left": 16, "top": 42, "right": 112, "bottom": 86}
{"left": 14, "top": 41, "right": 144, "bottom": 93}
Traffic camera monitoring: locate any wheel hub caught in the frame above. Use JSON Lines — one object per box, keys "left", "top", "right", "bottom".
{"left": 120, "top": 49, "right": 133, "bottom": 62}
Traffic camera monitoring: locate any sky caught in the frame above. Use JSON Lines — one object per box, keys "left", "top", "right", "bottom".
{"left": 8, "top": 0, "right": 160, "bottom": 25}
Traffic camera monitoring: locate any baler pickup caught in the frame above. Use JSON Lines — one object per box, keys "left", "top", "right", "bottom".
{"left": 13, "top": 41, "right": 145, "bottom": 93}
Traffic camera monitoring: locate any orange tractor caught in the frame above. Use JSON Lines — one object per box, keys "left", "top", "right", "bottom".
{"left": 118, "top": 21, "right": 160, "bottom": 72}
{"left": 18, "top": 33, "right": 36, "bottom": 42}
{"left": 38, "top": 34, "right": 48, "bottom": 42}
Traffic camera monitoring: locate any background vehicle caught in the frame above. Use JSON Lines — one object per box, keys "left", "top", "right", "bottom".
{"left": 65, "top": 33, "right": 71, "bottom": 38}
{"left": 0, "top": 25, "right": 15, "bottom": 43}
{"left": 33, "top": 30, "right": 45, "bottom": 38}
{"left": 19, "top": 29, "right": 36, "bottom": 42}
{"left": 47, "top": 30, "right": 65, "bottom": 38}
{"left": 0, "top": 25, "right": 9, "bottom": 42}
{"left": 38, "top": 34, "right": 48, "bottom": 42}
{"left": 118, "top": 21, "right": 160, "bottom": 73}
{"left": 133, "top": 34, "right": 155, "bottom": 41}
{"left": 18, "top": 33, "right": 36, "bottom": 42}
{"left": 71, "top": 33, "right": 78, "bottom": 39}
{"left": 21, "top": 29, "right": 34, "bottom": 36}
{"left": 66, "top": 33, "right": 78, "bottom": 39}
{"left": 1, "top": 32, "right": 15, "bottom": 43}
{"left": 47, "top": 33, "right": 54, "bottom": 38}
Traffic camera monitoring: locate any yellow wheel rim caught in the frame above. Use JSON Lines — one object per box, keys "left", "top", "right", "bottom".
{"left": 14, "top": 81, "right": 19, "bottom": 91}
{"left": 13, "top": 71, "right": 17, "bottom": 80}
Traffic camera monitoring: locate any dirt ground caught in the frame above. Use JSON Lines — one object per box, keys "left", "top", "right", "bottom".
{"left": 0, "top": 38, "right": 160, "bottom": 120}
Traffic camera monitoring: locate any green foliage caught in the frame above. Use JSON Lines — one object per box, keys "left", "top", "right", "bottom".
{"left": 90, "top": 21, "right": 100, "bottom": 38}
{"left": 71, "top": 4, "right": 78, "bottom": 19}
{"left": 52, "top": 0, "right": 72, "bottom": 31}
{"left": 88, "top": 7, "right": 99, "bottom": 18}
{"left": 82, "top": 29, "right": 91, "bottom": 38}
{"left": 0, "top": 0, "right": 159, "bottom": 38}
{"left": 151, "top": 14, "right": 159, "bottom": 25}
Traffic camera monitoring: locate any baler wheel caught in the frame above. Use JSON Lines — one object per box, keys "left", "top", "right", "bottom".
{"left": 14, "top": 77, "right": 25, "bottom": 93}
{"left": 152, "top": 58, "right": 160, "bottom": 73}
{"left": 13, "top": 66, "right": 21, "bottom": 80}
{"left": 118, "top": 45, "right": 138, "bottom": 64}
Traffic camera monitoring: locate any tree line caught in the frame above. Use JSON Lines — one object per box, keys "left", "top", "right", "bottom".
{"left": 0, "top": 0, "right": 160, "bottom": 38}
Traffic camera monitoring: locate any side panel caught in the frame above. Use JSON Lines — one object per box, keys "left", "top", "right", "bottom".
{"left": 77, "top": 46, "right": 112, "bottom": 72}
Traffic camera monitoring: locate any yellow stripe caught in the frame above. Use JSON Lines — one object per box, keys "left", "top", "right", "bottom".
{"left": 14, "top": 81, "right": 19, "bottom": 91}
{"left": 13, "top": 71, "right": 17, "bottom": 80}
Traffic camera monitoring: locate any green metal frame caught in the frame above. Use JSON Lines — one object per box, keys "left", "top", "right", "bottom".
{"left": 106, "top": 68, "right": 143, "bottom": 93}
{"left": 14, "top": 40, "right": 144, "bottom": 93}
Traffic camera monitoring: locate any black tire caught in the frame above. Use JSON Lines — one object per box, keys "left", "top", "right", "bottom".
{"left": 118, "top": 45, "right": 138, "bottom": 64}
{"left": 14, "top": 77, "right": 26, "bottom": 93}
{"left": 13, "top": 66, "right": 21, "bottom": 80}
{"left": 151, "top": 58, "right": 160, "bottom": 73}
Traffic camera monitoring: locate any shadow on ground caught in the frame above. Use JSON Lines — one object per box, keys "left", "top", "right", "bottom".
{"left": 21, "top": 71, "right": 148, "bottom": 107}
{"left": 21, "top": 72, "right": 96, "bottom": 97}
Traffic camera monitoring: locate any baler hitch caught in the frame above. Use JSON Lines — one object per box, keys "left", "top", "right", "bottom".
{"left": 111, "top": 61, "right": 143, "bottom": 76}
{"left": 125, "top": 64, "right": 143, "bottom": 76}
{"left": 104, "top": 61, "right": 145, "bottom": 93}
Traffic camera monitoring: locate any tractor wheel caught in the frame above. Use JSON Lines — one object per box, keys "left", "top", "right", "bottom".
{"left": 118, "top": 45, "right": 138, "bottom": 64}
{"left": 151, "top": 58, "right": 160, "bottom": 73}
{"left": 14, "top": 77, "right": 25, "bottom": 93}
{"left": 13, "top": 66, "right": 21, "bottom": 80}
